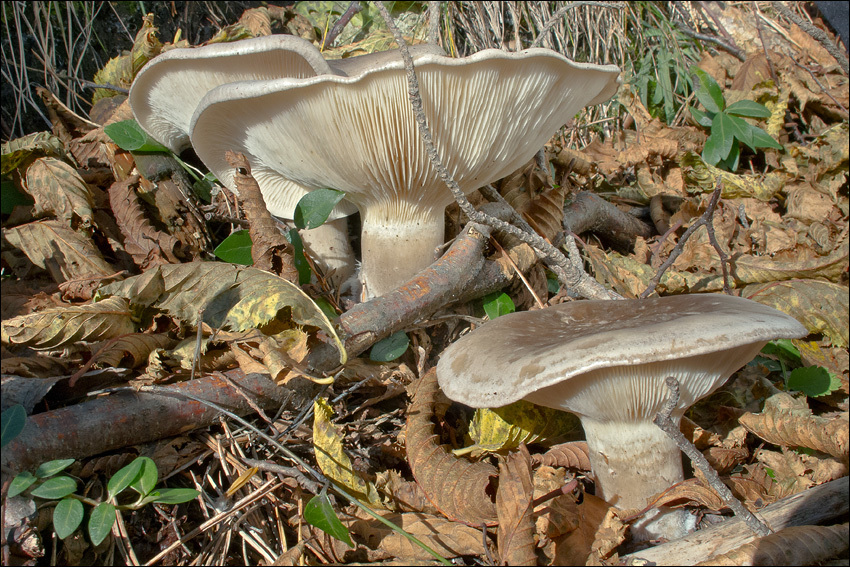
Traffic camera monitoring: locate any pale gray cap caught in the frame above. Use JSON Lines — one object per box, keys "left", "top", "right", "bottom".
{"left": 189, "top": 48, "right": 621, "bottom": 221}
{"left": 437, "top": 294, "right": 808, "bottom": 412}
{"left": 130, "top": 35, "right": 334, "bottom": 153}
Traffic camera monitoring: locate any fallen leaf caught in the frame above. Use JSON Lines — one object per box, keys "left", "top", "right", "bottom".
{"left": 496, "top": 446, "right": 536, "bottom": 566}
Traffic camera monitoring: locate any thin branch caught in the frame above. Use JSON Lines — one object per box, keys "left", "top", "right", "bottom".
{"left": 640, "top": 180, "right": 729, "bottom": 298}
{"left": 428, "top": 1, "right": 441, "bottom": 45}
{"left": 375, "top": 1, "right": 619, "bottom": 301}
{"left": 321, "top": 1, "right": 362, "bottom": 50}
{"left": 771, "top": 1, "right": 848, "bottom": 75}
{"left": 653, "top": 377, "right": 772, "bottom": 538}
{"left": 676, "top": 26, "right": 746, "bottom": 61}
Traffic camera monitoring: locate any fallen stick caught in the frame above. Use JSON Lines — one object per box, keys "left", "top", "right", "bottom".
{"left": 0, "top": 370, "right": 287, "bottom": 482}
{"left": 621, "top": 477, "right": 849, "bottom": 566}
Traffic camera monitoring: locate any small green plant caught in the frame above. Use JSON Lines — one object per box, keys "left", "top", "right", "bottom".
{"left": 755, "top": 340, "right": 841, "bottom": 398}
{"left": 8, "top": 456, "right": 199, "bottom": 545}
{"left": 689, "top": 67, "right": 782, "bottom": 170}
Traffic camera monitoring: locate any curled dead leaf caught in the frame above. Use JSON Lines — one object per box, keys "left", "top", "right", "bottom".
{"left": 405, "top": 368, "right": 498, "bottom": 526}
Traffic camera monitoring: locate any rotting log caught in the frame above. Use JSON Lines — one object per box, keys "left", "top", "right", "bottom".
{"left": 621, "top": 478, "right": 849, "bottom": 566}
{"left": 0, "top": 370, "right": 287, "bottom": 481}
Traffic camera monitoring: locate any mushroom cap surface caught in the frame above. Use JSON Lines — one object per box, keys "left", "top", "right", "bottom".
{"left": 189, "top": 48, "right": 621, "bottom": 218}
{"left": 437, "top": 294, "right": 808, "bottom": 409}
{"left": 130, "top": 35, "right": 334, "bottom": 153}
{"left": 129, "top": 35, "right": 358, "bottom": 220}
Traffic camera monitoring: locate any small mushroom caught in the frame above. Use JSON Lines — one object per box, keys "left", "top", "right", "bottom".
{"left": 128, "top": 35, "right": 358, "bottom": 284}
{"left": 190, "top": 48, "right": 620, "bottom": 299}
{"left": 436, "top": 294, "right": 807, "bottom": 541}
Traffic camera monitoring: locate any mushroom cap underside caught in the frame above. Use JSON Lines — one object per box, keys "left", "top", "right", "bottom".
{"left": 189, "top": 48, "right": 621, "bottom": 214}
{"left": 437, "top": 294, "right": 808, "bottom": 409}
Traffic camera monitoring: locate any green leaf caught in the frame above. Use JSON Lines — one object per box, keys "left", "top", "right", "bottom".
{"left": 103, "top": 120, "right": 169, "bottom": 153}
{"left": 692, "top": 67, "right": 725, "bottom": 113}
{"left": 482, "top": 292, "right": 515, "bottom": 319}
{"left": 726, "top": 114, "right": 756, "bottom": 147}
{"left": 712, "top": 113, "right": 737, "bottom": 156}
{"left": 8, "top": 472, "right": 38, "bottom": 497}
{"left": 547, "top": 277, "right": 560, "bottom": 295}
{"left": 717, "top": 139, "right": 741, "bottom": 171}
{"left": 689, "top": 106, "right": 714, "bottom": 128}
{"left": 1, "top": 404, "right": 26, "bottom": 447}
{"left": 293, "top": 189, "right": 346, "bottom": 229}
{"left": 35, "top": 459, "right": 76, "bottom": 478}
{"left": 214, "top": 230, "right": 253, "bottom": 265}
{"left": 129, "top": 457, "right": 158, "bottom": 497}
{"left": 702, "top": 131, "right": 727, "bottom": 166}
{"left": 192, "top": 172, "right": 216, "bottom": 203}
{"left": 725, "top": 99, "right": 772, "bottom": 118}
{"left": 787, "top": 366, "right": 841, "bottom": 398}
{"left": 88, "top": 502, "right": 116, "bottom": 546}
{"left": 304, "top": 491, "right": 353, "bottom": 547}
{"left": 287, "top": 228, "right": 312, "bottom": 285}
{"left": 53, "top": 497, "right": 85, "bottom": 539}
{"left": 148, "top": 488, "right": 199, "bottom": 504}
{"left": 107, "top": 458, "right": 145, "bottom": 500}
{"left": 370, "top": 330, "right": 409, "bottom": 362}
{"left": 761, "top": 339, "right": 802, "bottom": 366}
{"left": 31, "top": 476, "right": 77, "bottom": 499}
{"left": 743, "top": 123, "right": 783, "bottom": 150}
{"left": 1, "top": 179, "right": 34, "bottom": 214}
{"left": 314, "top": 297, "right": 339, "bottom": 321}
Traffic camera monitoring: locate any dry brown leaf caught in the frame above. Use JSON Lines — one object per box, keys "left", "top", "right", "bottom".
{"left": 349, "top": 512, "right": 484, "bottom": 561}
{"left": 496, "top": 445, "right": 536, "bottom": 566}
{"left": 108, "top": 175, "right": 181, "bottom": 268}
{"left": 380, "top": 469, "right": 440, "bottom": 515}
{"left": 91, "top": 332, "right": 176, "bottom": 369}
{"left": 680, "top": 416, "right": 722, "bottom": 450}
{"left": 739, "top": 392, "right": 849, "bottom": 459}
{"left": 754, "top": 448, "right": 814, "bottom": 498}
{"left": 532, "top": 441, "right": 591, "bottom": 471}
{"left": 533, "top": 466, "right": 580, "bottom": 541}
{"left": 498, "top": 158, "right": 565, "bottom": 243}
{"left": 696, "top": 523, "right": 849, "bottom": 566}
{"left": 703, "top": 446, "right": 750, "bottom": 475}
{"left": 24, "top": 157, "right": 94, "bottom": 227}
{"left": 405, "top": 368, "right": 498, "bottom": 526}
{"left": 3, "top": 219, "right": 115, "bottom": 282}
{"left": 725, "top": 464, "right": 778, "bottom": 507}
{"left": 743, "top": 280, "right": 849, "bottom": 347}
{"left": 227, "top": 151, "right": 298, "bottom": 282}
{"left": 1, "top": 296, "right": 134, "bottom": 350}
{"left": 652, "top": 477, "right": 727, "bottom": 512}
{"left": 550, "top": 493, "right": 614, "bottom": 566}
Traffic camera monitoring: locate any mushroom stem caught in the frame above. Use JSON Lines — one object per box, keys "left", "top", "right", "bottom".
{"left": 299, "top": 218, "right": 356, "bottom": 285}
{"left": 358, "top": 209, "right": 444, "bottom": 300}
{"left": 580, "top": 417, "right": 695, "bottom": 540}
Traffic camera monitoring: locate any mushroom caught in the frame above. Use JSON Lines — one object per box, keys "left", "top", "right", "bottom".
{"left": 128, "top": 35, "right": 358, "bottom": 284}
{"left": 436, "top": 294, "right": 808, "bottom": 540}
{"left": 189, "top": 48, "right": 620, "bottom": 299}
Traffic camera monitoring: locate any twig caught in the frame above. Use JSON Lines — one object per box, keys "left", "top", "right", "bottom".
{"left": 676, "top": 26, "right": 746, "bottom": 61}
{"left": 640, "top": 180, "right": 729, "bottom": 298}
{"left": 530, "top": 2, "right": 623, "bottom": 49}
{"left": 771, "top": 1, "right": 849, "bottom": 75}
{"left": 321, "top": 1, "right": 362, "bottom": 50}
{"left": 375, "top": 1, "right": 619, "bottom": 301}
{"left": 428, "top": 1, "right": 441, "bottom": 45}
{"left": 653, "top": 377, "right": 772, "bottom": 537}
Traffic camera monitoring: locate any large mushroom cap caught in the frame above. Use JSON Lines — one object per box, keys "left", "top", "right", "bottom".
{"left": 189, "top": 47, "right": 620, "bottom": 221}
{"left": 438, "top": 294, "right": 808, "bottom": 410}
{"left": 129, "top": 35, "right": 334, "bottom": 153}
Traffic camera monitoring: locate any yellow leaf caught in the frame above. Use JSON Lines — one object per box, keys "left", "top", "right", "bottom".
{"left": 313, "top": 398, "right": 381, "bottom": 507}
{"left": 455, "top": 400, "right": 580, "bottom": 456}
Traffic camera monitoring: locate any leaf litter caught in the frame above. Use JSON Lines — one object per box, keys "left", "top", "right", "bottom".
{"left": 1, "top": 2, "right": 848, "bottom": 565}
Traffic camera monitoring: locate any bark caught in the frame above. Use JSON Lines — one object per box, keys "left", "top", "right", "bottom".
{"left": 1, "top": 370, "right": 287, "bottom": 482}
{"left": 621, "top": 478, "right": 849, "bottom": 566}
